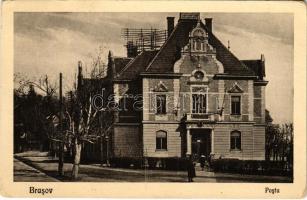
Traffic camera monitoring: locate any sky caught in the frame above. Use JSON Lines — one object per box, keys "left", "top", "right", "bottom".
{"left": 14, "top": 12, "right": 293, "bottom": 124}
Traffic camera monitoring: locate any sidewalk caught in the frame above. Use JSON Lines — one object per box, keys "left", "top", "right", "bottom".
{"left": 14, "top": 158, "right": 59, "bottom": 182}
{"left": 14, "top": 151, "right": 292, "bottom": 182}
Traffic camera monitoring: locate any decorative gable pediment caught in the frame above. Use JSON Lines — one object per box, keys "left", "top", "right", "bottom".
{"left": 153, "top": 81, "right": 168, "bottom": 92}
{"left": 228, "top": 83, "right": 244, "bottom": 93}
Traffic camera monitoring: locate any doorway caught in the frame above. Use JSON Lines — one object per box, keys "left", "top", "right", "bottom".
{"left": 191, "top": 129, "right": 211, "bottom": 161}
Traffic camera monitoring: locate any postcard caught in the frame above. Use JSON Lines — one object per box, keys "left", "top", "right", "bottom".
{"left": 0, "top": 0, "right": 306, "bottom": 198}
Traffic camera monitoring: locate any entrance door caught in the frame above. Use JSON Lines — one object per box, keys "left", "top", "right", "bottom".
{"left": 191, "top": 129, "right": 211, "bottom": 160}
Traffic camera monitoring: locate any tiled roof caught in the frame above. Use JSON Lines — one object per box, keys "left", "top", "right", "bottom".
{"left": 241, "top": 60, "right": 265, "bottom": 80}
{"left": 208, "top": 30, "right": 255, "bottom": 76}
{"left": 145, "top": 19, "right": 255, "bottom": 76}
{"left": 116, "top": 50, "right": 159, "bottom": 80}
{"left": 114, "top": 57, "right": 133, "bottom": 74}
{"left": 115, "top": 17, "right": 260, "bottom": 81}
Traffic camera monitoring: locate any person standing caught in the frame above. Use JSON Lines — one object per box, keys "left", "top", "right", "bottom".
{"left": 187, "top": 155, "right": 196, "bottom": 182}
{"left": 200, "top": 155, "right": 206, "bottom": 171}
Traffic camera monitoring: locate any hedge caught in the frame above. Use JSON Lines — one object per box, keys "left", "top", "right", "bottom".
{"left": 210, "top": 159, "right": 293, "bottom": 176}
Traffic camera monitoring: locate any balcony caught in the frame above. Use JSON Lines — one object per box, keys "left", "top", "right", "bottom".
{"left": 186, "top": 113, "right": 221, "bottom": 122}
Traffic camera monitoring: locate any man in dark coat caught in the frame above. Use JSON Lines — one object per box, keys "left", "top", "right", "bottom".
{"left": 187, "top": 155, "right": 196, "bottom": 182}
{"left": 199, "top": 155, "right": 206, "bottom": 171}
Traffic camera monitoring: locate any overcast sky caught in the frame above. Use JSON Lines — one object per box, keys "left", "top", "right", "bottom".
{"left": 14, "top": 12, "right": 293, "bottom": 124}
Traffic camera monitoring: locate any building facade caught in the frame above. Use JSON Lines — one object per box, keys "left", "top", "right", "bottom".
{"left": 77, "top": 13, "right": 268, "bottom": 166}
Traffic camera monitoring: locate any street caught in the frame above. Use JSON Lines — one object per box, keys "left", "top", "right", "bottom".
{"left": 14, "top": 151, "right": 292, "bottom": 183}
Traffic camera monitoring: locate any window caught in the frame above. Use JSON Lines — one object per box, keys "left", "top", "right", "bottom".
{"left": 231, "top": 96, "right": 241, "bottom": 115}
{"left": 194, "top": 71, "right": 204, "bottom": 80}
{"left": 196, "top": 39, "right": 202, "bottom": 50}
{"left": 156, "top": 95, "right": 166, "bottom": 114}
{"left": 230, "top": 131, "right": 241, "bottom": 150}
{"left": 192, "top": 94, "right": 206, "bottom": 113}
{"left": 156, "top": 131, "right": 167, "bottom": 150}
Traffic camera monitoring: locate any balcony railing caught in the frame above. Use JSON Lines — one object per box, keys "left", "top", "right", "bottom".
{"left": 187, "top": 113, "right": 221, "bottom": 122}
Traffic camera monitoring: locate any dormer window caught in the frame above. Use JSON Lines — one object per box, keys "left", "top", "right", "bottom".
{"left": 195, "top": 38, "right": 202, "bottom": 50}
{"left": 190, "top": 25, "right": 207, "bottom": 52}
{"left": 193, "top": 29, "right": 205, "bottom": 51}
{"left": 193, "top": 29, "right": 205, "bottom": 38}
{"left": 192, "top": 28, "right": 206, "bottom": 51}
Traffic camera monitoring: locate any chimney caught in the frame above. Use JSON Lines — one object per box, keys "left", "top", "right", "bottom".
{"left": 127, "top": 41, "right": 138, "bottom": 58}
{"left": 260, "top": 54, "right": 266, "bottom": 79}
{"left": 167, "top": 17, "right": 175, "bottom": 37}
{"left": 205, "top": 18, "right": 213, "bottom": 32}
{"left": 261, "top": 54, "right": 265, "bottom": 62}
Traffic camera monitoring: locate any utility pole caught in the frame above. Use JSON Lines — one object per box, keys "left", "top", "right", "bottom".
{"left": 58, "top": 73, "right": 65, "bottom": 176}
{"left": 100, "top": 114, "right": 104, "bottom": 166}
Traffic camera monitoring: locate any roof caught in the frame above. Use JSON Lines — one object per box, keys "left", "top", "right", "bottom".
{"left": 241, "top": 59, "right": 266, "bottom": 79}
{"left": 113, "top": 57, "right": 132, "bottom": 74}
{"left": 114, "top": 16, "right": 265, "bottom": 81}
{"left": 116, "top": 50, "right": 159, "bottom": 80}
{"left": 145, "top": 19, "right": 255, "bottom": 76}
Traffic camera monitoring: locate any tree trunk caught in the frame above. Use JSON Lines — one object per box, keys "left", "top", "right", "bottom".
{"left": 58, "top": 141, "right": 64, "bottom": 176}
{"left": 100, "top": 137, "right": 104, "bottom": 166}
{"left": 58, "top": 73, "right": 64, "bottom": 176}
{"left": 72, "top": 139, "right": 82, "bottom": 180}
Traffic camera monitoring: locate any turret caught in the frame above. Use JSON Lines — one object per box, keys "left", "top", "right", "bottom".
{"left": 107, "top": 51, "right": 116, "bottom": 79}
{"left": 77, "top": 61, "right": 83, "bottom": 89}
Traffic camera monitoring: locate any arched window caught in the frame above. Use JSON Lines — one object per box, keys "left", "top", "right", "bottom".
{"left": 191, "top": 28, "right": 206, "bottom": 52}
{"left": 230, "top": 131, "right": 241, "bottom": 150}
{"left": 156, "top": 130, "right": 167, "bottom": 150}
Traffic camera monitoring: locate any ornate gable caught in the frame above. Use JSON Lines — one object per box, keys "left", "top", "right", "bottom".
{"left": 181, "top": 20, "right": 217, "bottom": 56}
{"left": 173, "top": 20, "right": 224, "bottom": 74}
{"left": 153, "top": 81, "right": 168, "bottom": 92}
{"left": 228, "top": 83, "right": 244, "bottom": 93}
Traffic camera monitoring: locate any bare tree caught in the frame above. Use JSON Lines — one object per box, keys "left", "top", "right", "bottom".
{"left": 71, "top": 94, "right": 98, "bottom": 179}
{"left": 65, "top": 92, "right": 113, "bottom": 179}
{"left": 89, "top": 45, "right": 108, "bottom": 79}
{"left": 14, "top": 73, "right": 58, "bottom": 97}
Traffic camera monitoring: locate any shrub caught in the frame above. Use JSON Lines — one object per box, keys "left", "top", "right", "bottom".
{"left": 211, "top": 159, "right": 292, "bottom": 176}
{"left": 109, "top": 157, "right": 187, "bottom": 170}
{"left": 109, "top": 157, "right": 144, "bottom": 168}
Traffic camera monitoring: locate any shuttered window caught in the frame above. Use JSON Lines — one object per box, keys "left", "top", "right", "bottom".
{"left": 156, "top": 131, "right": 167, "bottom": 150}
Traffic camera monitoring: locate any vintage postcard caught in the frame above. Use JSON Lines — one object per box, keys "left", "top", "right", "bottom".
{"left": 0, "top": 0, "right": 306, "bottom": 198}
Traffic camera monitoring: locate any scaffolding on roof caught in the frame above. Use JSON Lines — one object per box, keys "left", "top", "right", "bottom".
{"left": 121, "top": 28, "right": 167, "bottom": 55}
